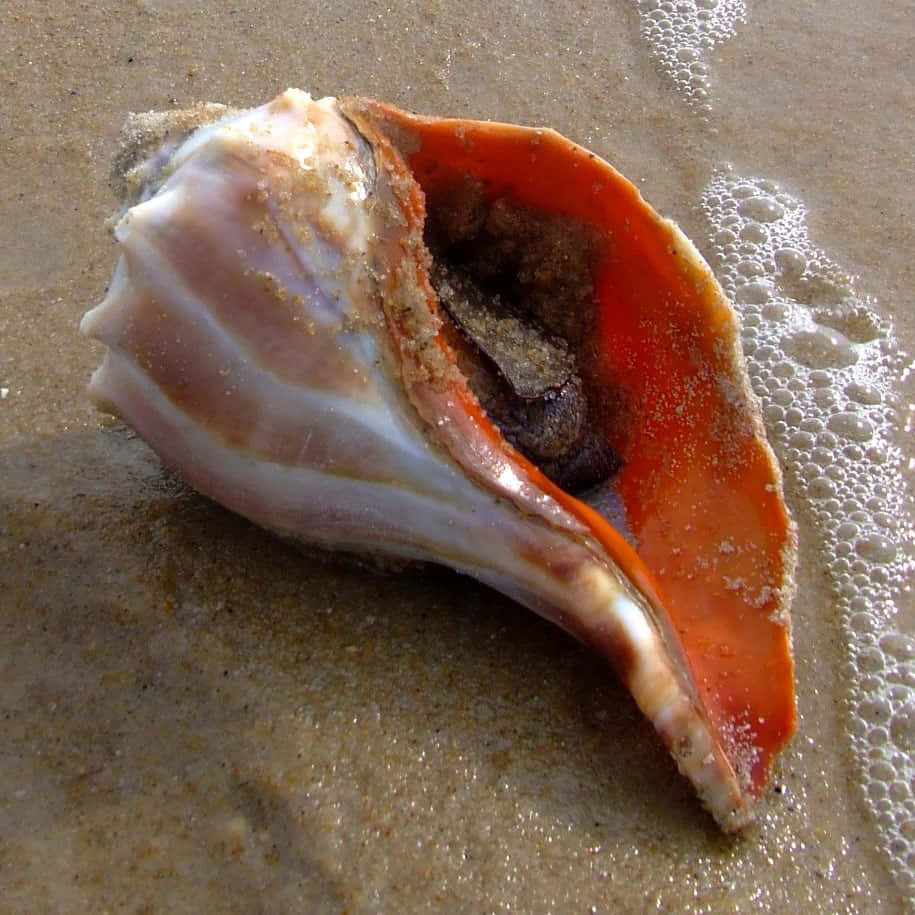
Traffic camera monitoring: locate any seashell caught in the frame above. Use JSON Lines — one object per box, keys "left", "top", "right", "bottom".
{"left": 81, "top": 89, "right": 796, "bottom": 831}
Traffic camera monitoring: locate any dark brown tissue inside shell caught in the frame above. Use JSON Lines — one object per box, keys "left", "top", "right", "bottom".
{"left": 425, "top": 178, "right": 621, "bottom": 493}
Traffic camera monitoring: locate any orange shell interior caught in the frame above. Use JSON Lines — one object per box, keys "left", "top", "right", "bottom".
{"left": 368, "top": 104, "right": 796, "bottom": 798}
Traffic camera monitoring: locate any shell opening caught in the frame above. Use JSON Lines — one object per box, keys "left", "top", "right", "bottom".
{"left": 423, "top": 177, "right": 622, "bottom": 494}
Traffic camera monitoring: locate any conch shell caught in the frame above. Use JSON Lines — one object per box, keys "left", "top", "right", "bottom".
{"left": 81, "top": 89, "right": 796, "bottom": 830}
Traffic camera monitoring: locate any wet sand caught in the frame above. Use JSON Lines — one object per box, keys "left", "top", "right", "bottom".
{"left": 2, "top": 1, "right": 912, "bottom": 912}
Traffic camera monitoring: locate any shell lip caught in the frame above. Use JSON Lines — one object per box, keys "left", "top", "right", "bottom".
{"left": 343, "top": 95, "right": 797, "bottom": 824}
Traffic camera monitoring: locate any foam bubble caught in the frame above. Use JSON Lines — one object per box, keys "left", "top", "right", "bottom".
{"left": 735, "top": 280, "right": 773, "bottom": 304}
{"left": 701, "top": 171, "right": 915, "bottom": 902}
{"left": 892, "top": 711, "right": 915, "bottom": 753}
{"left": 738, "top": 195, "right": 785, "bottom": 222}
{"left": 828, "top": 411, "right": 874, "bottom": 443}
{"left": 786, "top": 326, "right": 858, "bottom": 368}
{"left": 775, "top": 247, "right": 806, "bottom": 276}
{"left": 881, "top": 633, "right": 915, "bottom": 661}
{"left": 857, "top": 534, "right": 898, "bottom": 564}
{"left": 847, "top": 380, "right": 883, "bottom": 405}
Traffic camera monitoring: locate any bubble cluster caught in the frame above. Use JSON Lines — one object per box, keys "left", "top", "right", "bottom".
{"left": 634, "top": 0, "right": 746, "bottom": 113}
{"left": 702, "top": 172, "right": 915, "bottom": 901}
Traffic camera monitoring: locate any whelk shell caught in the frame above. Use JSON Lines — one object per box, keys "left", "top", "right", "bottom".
{"left": 81, "top": 89, "right": 797, "bottom": 831}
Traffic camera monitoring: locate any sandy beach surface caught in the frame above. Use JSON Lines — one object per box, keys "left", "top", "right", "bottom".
{"left": 2, "top": 0, "right": 913, "bottom": 911}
